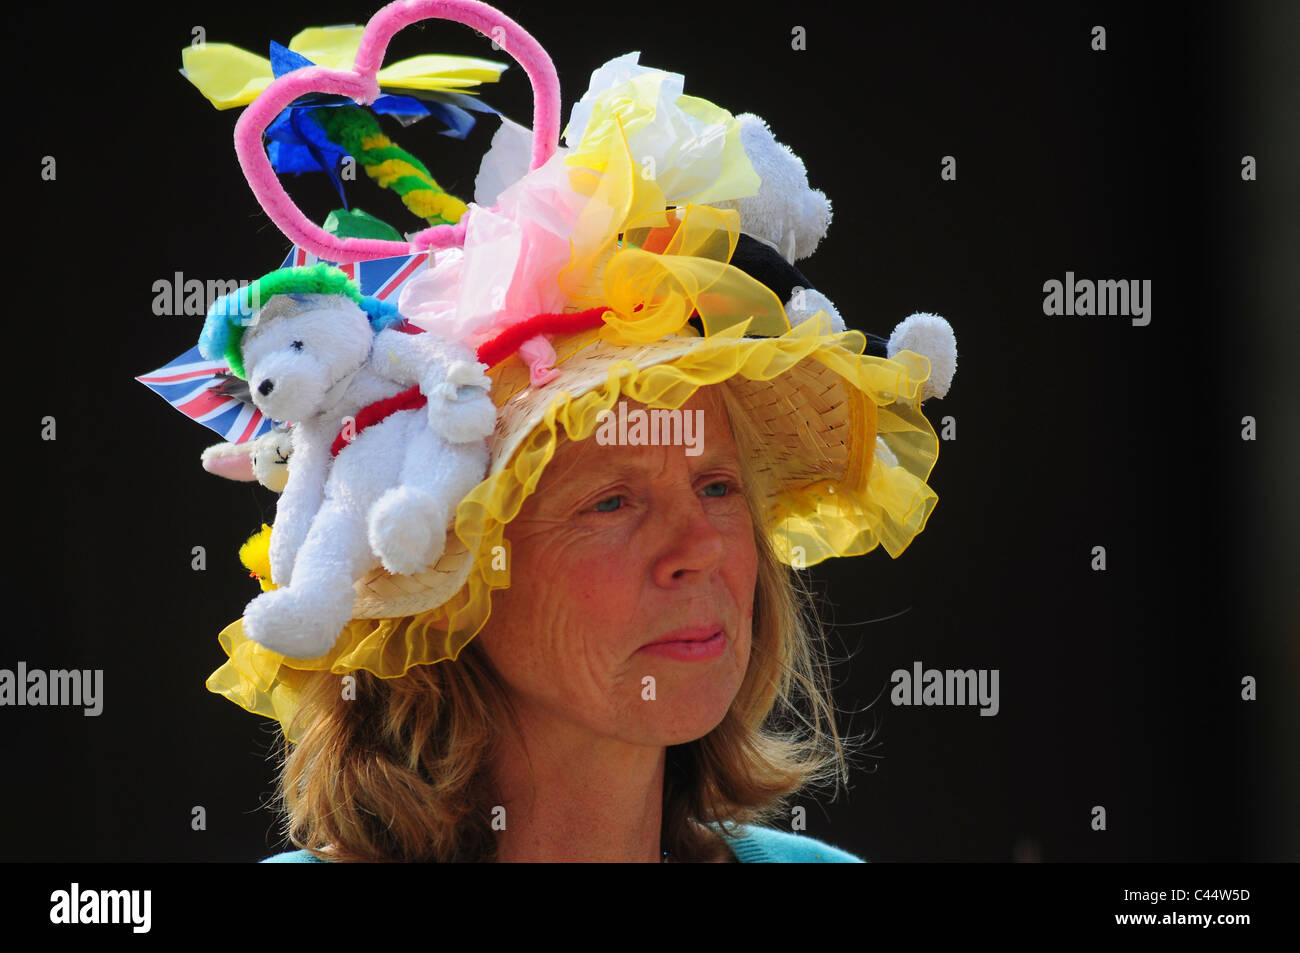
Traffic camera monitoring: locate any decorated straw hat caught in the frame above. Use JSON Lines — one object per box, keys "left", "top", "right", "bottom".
{"left": 167, "top": 0, "right": 958, "bottom": 739}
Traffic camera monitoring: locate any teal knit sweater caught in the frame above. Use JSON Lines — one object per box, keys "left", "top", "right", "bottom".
{"left": 261, "top": 825, "right": 863, "bottom": 863}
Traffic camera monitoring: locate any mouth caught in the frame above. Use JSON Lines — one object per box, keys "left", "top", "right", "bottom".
{"left": 638, "top": 625, "right": 726, "bottom": 661}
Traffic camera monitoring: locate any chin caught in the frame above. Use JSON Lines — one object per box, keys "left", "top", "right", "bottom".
{"left": 630, "top": 665, "right": 745, "bottom": 747}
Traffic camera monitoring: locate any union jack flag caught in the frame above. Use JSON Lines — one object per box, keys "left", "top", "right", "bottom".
{"left": 282, "top": 246, "right": 429, "bottom": 301}
{"left": 136, "top": 246, "right": 429, "bottom": 443}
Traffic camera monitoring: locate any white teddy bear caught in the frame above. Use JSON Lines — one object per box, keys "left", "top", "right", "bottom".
{"left": 203, "top": 275, "right": 496, "bottom": 660}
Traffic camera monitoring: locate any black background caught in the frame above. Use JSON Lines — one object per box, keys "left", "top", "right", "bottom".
{"left": 6, "top": 0, "right": 1297, "bottom": 866}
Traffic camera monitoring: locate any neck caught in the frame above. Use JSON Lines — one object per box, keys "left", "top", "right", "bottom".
{"left": 490, "top": 710, "right": 666, "bottom": 863}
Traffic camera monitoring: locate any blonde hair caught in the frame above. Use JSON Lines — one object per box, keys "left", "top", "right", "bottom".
{"left": 272, "top": 381, "right": 854, "bottom": 861}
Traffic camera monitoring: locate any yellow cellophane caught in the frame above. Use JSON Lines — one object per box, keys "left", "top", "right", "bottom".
{"left": 554, "top": 91, "right": 784, "bottom": 345}
{"left": 206, "top": 314, "right": 939, "bottom": 742}
{"left": 180, "top": 26, "right": 506, "bottom": 110}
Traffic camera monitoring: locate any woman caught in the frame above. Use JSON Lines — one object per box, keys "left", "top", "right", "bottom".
{"left": 262, "top": 385, "right": 865, "bottom": 862}
{"left": 179, "top": 0, "right": 957, "bottom": 862}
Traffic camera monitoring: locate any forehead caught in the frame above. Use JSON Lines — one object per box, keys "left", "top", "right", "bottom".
{"left": 541, "top": 386, "right": 739, "bottom": 484}
{"left": 246, "top": 294, "right": 348, "bottom": 336}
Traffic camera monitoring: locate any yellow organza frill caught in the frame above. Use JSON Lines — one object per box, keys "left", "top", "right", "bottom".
{"left": 205, "top": 314, "right": 939, "bottom": 741}
{"left": 549, "top": 82, "right": 788, "bottom": 346}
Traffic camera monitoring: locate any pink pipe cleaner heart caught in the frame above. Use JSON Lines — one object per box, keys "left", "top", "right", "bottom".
{"left": 233, "top": 0, "right": 562, "bottom": 263}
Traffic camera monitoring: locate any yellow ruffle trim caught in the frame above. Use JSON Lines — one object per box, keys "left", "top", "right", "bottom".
{"left": 206, "top": 315, "right": 939, "bottom": 741}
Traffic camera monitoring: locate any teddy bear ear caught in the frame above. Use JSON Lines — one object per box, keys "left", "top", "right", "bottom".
{"left": 200, "top": 441, "right": 257, "bottom": 482}
{"left": 887, "top": 312, "right": 958, "bottom": 401}
{"left": 713, "top": 112, "right": 832, "bottom": 264}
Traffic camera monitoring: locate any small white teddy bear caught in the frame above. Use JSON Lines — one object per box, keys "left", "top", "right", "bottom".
{"left": 201, "top": 269, "right": 496, "bottom": 660}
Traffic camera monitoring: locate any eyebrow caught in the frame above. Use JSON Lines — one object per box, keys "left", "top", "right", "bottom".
{"left": 544, "top": 445, "right": 742, "bottom": 496}
{"left": 610, "top": 426, "right": 740, "bottom": 467}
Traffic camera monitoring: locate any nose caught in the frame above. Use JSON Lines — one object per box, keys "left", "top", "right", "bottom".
{"left": 258, "top": 378, "right": 275, "bottom": 396}
{"left": 650, "top": 488, "right": 728, "bottom": 588}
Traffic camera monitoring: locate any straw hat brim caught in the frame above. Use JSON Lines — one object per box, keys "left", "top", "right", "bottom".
{"left": 348, "top": 314, "right": 936, "bottom": 619}
{"left": 206, "top": 313, "right": 940, "bottom": 735}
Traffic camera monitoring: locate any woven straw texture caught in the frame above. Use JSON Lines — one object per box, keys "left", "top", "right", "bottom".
{"left": 348, "top": 323, "right": 864, "bottom": 619}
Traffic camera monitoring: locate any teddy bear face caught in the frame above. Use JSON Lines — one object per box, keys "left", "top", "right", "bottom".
{"left": 241, "top": 294, "right": 373, "bottom": 423}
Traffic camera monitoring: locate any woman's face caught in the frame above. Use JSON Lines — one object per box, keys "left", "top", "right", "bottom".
{"left": 477, "top": 385, "right": 757, "bottom": 749}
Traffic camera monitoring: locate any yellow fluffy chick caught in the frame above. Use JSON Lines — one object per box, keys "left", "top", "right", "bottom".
{"left": 239, "top": 524, "right": 277, "bottom": 591}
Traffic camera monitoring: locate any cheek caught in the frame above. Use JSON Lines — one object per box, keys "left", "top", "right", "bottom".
{"left": 728, "top": 530, "right": 760, "bottom": 651}
{"left": 484, "top": 534, "right": 630, "bottom": 671}
{"left": 727, "top": 524, "right": 760, "bottom": 596}
{"left": 568, "top": 560, "right": 604, "bottom": 604}
{"left": 521, "top": 521, "right": 638, "bottom": 608}
{"left": 566, "top": 553, "right": 632, "bottom": 609}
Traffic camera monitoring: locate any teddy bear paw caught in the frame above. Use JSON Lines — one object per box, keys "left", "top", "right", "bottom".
{"left": 242, "top": 587, "right": 346, "bottom": 660}
{"left": 368, "top": 486, "right": 449, "bottom": 576}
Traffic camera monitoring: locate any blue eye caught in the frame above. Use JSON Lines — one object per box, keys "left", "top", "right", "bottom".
{"left": 592, "top": 483, "right": 731, "bottom": 512}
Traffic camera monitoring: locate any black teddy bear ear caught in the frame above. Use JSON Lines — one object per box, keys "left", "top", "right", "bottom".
{"left": 210, "top": 370, "right": 254, "bottom": 405}
{"left": 727, "top": 232, "right": 889, "bottom": 357}
{"left": 730, "top": 232, "right": 814, "bottom": 304}
{"left": 863, "top": 332, "right": 890, "bottom": 359}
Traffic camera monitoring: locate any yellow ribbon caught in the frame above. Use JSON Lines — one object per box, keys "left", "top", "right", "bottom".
{"left": 180, "top": 25, "right": 506, "bottom": 110}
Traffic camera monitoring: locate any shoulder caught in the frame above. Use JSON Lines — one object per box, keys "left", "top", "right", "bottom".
{"left": 260, "top": 829, "right": 865, "bottom": 863}
{"left": 260, "top": 849, "right": 330, "bottom": 863}
{"left": 722, "top": 823, "right": 866, "bottom": 863}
